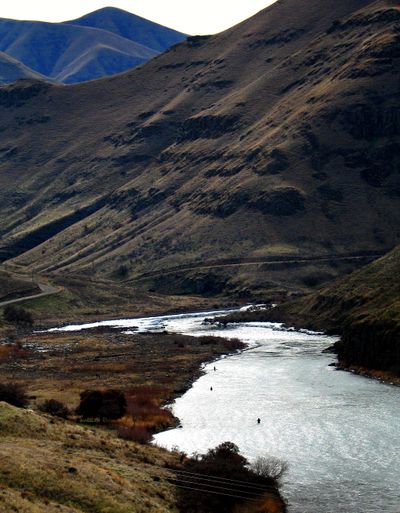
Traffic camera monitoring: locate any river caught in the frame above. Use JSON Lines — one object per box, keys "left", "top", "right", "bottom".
{"left": 53, "top": 309, "right": 400, "bottom": 513}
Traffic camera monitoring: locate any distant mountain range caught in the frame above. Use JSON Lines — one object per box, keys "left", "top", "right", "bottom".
{"left": 0, "top": 7, "right": 186, "bottom": 84}
{"left": 0, "top": 50, "right": 47, "bottom": 84}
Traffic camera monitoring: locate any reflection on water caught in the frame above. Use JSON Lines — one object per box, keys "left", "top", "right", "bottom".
{"left": 54, "top": 310, "right": 400, "bottom": 513}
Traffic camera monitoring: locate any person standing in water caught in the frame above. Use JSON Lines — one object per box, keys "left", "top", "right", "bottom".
{"left": 257, "top": 418, "right": 261, "bottom": 424}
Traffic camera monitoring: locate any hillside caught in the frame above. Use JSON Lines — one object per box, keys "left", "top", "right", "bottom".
{"left": 66, "top": 7, "right": 187, "bottom": 52}
{"left": 274, "top": 245, "right": 400, "bottom": 330}
{"left": 276, "top": 245, "right": 400, "bottom": 376}
{"left": 0, "top": 270, "right": 40, "bottom": 302}
{"left": 0, "top": 0, "right": 399, "bottom": 298}
{"left": 0, "top": 51, "right": 47, "bottom": 84}
{"left": 223, "top": 245, "right": 400, "bottom": 377}
{"left": 0, "top": 401, "right": 179, "bottom": 513}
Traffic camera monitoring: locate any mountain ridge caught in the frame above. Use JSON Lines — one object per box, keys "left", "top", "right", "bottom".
{"left": 65, "top": 6, "right": 187, "bottom": 52}
{"left": 0, "top": 8, "right": 186, "bottom": 84}
{"left": 0, "top": 50, "right": 49, "bottom": 83}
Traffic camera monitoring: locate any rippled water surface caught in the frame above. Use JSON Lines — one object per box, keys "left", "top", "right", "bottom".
{"left": 56, "top": 310, "right": 400, "bottom": 513}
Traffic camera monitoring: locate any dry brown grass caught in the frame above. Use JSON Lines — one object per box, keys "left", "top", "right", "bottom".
{"left": 336, "top": 365, "right": 400, "bottom": 386}
{"left": 0, "top": 401, "right": 180, "bottom": 513}
{"left": 0, "top": 343, "right": 31, "bottom": 363}
{"left": 0, "top": 329, "right": 245, "bottom": 422}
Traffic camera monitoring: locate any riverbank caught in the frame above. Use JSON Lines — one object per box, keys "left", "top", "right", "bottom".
{"left": 0, "top": 314, "right": 289, "bottom": 513}
{"left": 0, "top": 327, "right": 245, "bottom": 426}
{"left": 213, "top": 308, "right": 400, "bottom": 386}
{"left": 0, "top": 272, "right": 242, "bottom": 330}
{"left": 335, "top": 364, "right": 400, "bottom": 386}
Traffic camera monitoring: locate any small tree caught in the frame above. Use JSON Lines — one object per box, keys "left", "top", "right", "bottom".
{"left": 0, "top": 382, "right": 29, "bottom": 407}
{"left": 115, "top": 264, "right": 129, "bottom": 279}
{"left": 3, "top": 305, "right": 34, "bottom": 327}
{"left": 76, "top": 390, "right": 103, "bottom": 420}
{"left": 98, "top": 389, "right": 127, "bottom": 422}
{"left": 76, "top": 389, "right": 126, "bottom": 423}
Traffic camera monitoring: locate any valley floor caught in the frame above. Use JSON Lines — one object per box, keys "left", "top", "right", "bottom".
{"left": 0, "top": 320, "right": 286, "bottom": 512}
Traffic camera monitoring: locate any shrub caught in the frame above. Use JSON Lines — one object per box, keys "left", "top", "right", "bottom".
{"left": 0, "top": 343, "right": 31, "bottom": 363}
{"left": 115, "top": 264, "right": 129, "bottom": 279}
{"left": 38, "top": 399, "right": 70, "bottom": 418}
{"left": 175, "top": 442, "right": 283, "bottom": 513}
{"left": 76, "top": 389, "right": 127, "bottom": 423}
{"left": 3, "top": 305, "right": 34, "bottom": 327}
{"left": 199, "top": 336, "right": 217, "bottom": 346}
{"left": 117, "top": 425, "right": 152, "bottom": 444}
{"left": 0, "top": 382, "right": 29, "bottom": 407}
{"left": 250, "top": 456, "right": 288, "bottom": 483}
{"left": 124, "top": 386, "right": 176, "bottom": 432}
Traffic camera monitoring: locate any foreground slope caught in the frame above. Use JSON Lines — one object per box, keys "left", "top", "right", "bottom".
{"left": 66, "top": 7, "right": 187, "bottom": 52}
{"left": 0, "top": 402, "right": 179, "bottom": 513}
{"left": 0, "top": 0, "right": 399, "bottom": 294}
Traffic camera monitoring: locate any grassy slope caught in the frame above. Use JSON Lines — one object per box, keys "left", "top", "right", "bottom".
{"left": 279, "top": 246, "right": 400, "bottom": 376}
{"left": 271, "top": 244, "right": 400, "bottom": 331}
{"left": 0, "top": 0, "right": 399, "bottom": 298}
{"left": 0, "top": 401, "right": 179, "bottom": 513}
{"left": 1, "top": 274, "right": 231, "bottom": 327}
{"left": 222, "top": 246, "right": 400, "bottom": 376}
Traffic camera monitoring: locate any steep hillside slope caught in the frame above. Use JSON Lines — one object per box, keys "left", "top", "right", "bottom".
{"left": 0, "top": 18, "right": 158, "bottom": 83}
{"left": 273, "top": 245, "right": 400, "bottom": 330}
{"left": 270, "top": 245, "right": 400, "bottom": 376}
{"left": 0, "top": 0, "right": 399, "bottom": 295}
{"left": 66, "top": 7, "right": 186, "bottom": 52}
{"left": 0, "top": 51, "right": 47, "bottom": 84}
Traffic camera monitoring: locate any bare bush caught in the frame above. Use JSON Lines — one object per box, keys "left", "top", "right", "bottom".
{"left": 38, "top": 399, "right": 70, "bottom": 418}
{"left": 250, "top": 456, "right": 288, "bottom": 482}
{"left": 117, "top": 425, "right": 152, "bottom": 444}
{"left": 0, "top": 382, "right": 29, "bottom": 407}
{"left": 175, "top": 442, "right": 284, "bottom": 513}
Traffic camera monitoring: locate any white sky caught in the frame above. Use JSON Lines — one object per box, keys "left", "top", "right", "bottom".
{"left": 0, "top": 0, "right": 276, "bottom": 35}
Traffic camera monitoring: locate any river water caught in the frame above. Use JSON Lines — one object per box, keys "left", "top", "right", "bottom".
{"left": 53, "top": 309, "right": 400, "bottom": 513}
